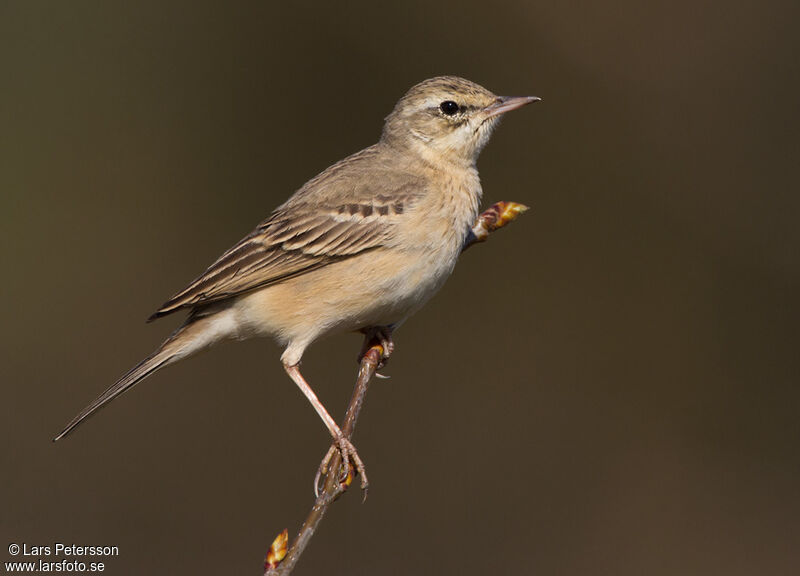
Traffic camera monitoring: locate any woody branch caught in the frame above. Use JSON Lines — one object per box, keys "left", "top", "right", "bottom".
{"left": 264, "top": 201, "right": 529, "bottom": 576}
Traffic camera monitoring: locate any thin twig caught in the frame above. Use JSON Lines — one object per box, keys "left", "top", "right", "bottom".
{"left": 265, "top": 345, "right": 382, "bottom": 576}
{"left": 463, "top": 201, "right": 528, "bottom": 250}
{"left": 264, "top": 200, "right": 528, "bottom": 575}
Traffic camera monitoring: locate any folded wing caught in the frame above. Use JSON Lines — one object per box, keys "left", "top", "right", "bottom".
{"left": 149, "top": 153, "right": 423, "bottom": 320}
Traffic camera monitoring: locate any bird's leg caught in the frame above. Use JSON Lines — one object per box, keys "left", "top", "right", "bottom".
{"left": 283, "top": 363, "right": 368, "bottom": 495}
{"left": 358, "top": 326, "right": 394, "bottom": 368}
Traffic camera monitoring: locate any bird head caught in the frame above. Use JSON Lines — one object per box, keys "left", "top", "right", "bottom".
{"left": 381, "top": 76, "right": 539, "bottom": 167}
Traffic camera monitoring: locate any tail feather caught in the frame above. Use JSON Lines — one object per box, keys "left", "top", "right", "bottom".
{"left": 53, "top": 310, "right": 233, "bottom": 442}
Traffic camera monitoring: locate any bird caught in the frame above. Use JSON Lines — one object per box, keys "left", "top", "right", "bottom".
{"left": 54, "top": 76, "right": 539, "bottom": 489}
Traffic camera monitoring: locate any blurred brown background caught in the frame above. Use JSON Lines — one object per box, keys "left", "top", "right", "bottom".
{"left": 1, "top": 1, "right": 798, "bottom": 574}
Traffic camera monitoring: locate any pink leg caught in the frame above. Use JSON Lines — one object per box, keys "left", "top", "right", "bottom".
{"left": 283, "top": 362, "right": 368, "bottom": 494}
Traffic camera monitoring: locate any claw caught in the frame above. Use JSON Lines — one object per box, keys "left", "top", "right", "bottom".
{"left": 314, "top": 444, "right": 338, "bottom": 497}
{"left": 314, "top": 436, "right": 369, "bottom": 497}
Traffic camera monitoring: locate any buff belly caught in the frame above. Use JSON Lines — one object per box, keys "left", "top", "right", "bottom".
{"left": 232, "top": 243, "right": 459, "bottom": 364}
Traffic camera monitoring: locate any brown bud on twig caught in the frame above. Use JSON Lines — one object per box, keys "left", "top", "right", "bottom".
{"left": 463, "top": 201, "right": 529, "bottom": 249}
{"left": 264, "top": 529, "right": 288, "bottom": 571}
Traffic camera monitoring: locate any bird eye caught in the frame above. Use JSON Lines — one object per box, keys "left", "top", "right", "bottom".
{"left": 439, "top": 101, "right": 459, "bottom": 115}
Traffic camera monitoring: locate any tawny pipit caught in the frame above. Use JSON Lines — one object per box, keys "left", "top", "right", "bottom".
{"left": 54, "top": 76, "right": 539, "bottom": 488}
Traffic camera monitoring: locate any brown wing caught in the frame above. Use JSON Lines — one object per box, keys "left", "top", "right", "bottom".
{"left": 149, "top": 149, "right": 423, "bottom": 319}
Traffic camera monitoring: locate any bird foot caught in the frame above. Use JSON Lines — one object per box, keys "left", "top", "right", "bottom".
{"left": 358, "top": 326, "right": 394, "bottom": 369}
{"left": 314, "top": 434, "right": 369, "bottom": 498}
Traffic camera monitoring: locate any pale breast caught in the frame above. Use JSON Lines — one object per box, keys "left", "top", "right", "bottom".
{"left": 396, "top": 164, "right": 482, "bottom": 257}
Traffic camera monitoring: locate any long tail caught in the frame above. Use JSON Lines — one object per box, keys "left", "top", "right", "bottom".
{"left": 53, "top": 310, "right": 234, "bottom": 442}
